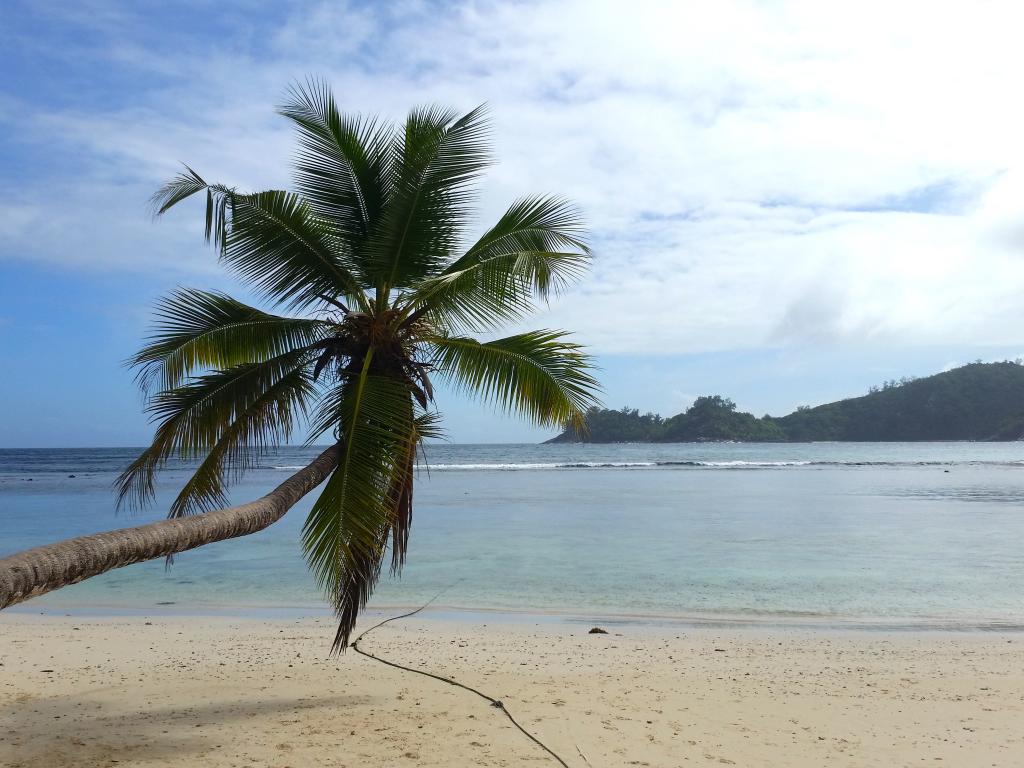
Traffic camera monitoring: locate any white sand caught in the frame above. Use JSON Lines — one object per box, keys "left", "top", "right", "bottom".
{"left": 1, "top": 614, "right": 1022, "bottom": 767}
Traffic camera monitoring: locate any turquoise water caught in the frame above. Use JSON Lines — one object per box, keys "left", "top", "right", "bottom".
{"left": 2, "top": 443, "right": 1024, "bottom": 628}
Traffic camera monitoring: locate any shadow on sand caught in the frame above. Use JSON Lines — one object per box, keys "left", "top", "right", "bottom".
{"left": 0, "top": 688, "right": 368, "bottom": 767}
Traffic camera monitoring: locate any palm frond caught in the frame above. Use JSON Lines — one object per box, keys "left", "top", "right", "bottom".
{"left": 363, "top": 103, "right": 492, "bottom": 290}
{"left": 221, "top": 190, "right": 369, "bottom": 310}
{"left": 401, "top": 196, "right": 590, "bottom": 332}
{"left": 152, "top": 167, "right": 369, "bottom": 311}
{"left": 387, "top": 408, "right": 444, "bottom": 576}
{"left": 150, "top": 167, "right": 233, "bottom": 247}
{"left": 403, "top": 251, "right": 585, "bottom": 332}
{"left": 278, "top": 80, "right": 389, "bottom": 263}
{"left": 168, "top": 365, "right": 316, "bottom": 518}
{"left": 450, "top": 195, "right": 590, "bottom": 272}
{"left": 429, "top": 330, "right": 601, "bottom": 429}
{"left": 128, "top": 288, "right": 331, "bottom": 392}
{"left": 301, "top": 355, "right": 421, "bottom": 652}
{"left": 115, "top": 349, "right": 314, "bottom": 513}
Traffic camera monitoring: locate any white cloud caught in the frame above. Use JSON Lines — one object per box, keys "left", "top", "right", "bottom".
{"left": 4, "top": 0, "right": 1024, "bottom": 353}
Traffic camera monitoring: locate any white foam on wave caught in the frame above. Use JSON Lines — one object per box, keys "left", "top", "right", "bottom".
{"left": 693, "top": 460, "right": 812, "bottom": 467}
{"left": 428, "top": 463, "right": 568, "bottom": 470}
{"left": 427, "top": 461, "right": 658, "bottom": 470}
{"left": 268, "top": 458, "right": 999, "bottom": 472}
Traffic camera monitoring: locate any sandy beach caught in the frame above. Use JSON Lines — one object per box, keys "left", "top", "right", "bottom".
{"left": 0, "top": 614, "right": 1021, "bottom": 767}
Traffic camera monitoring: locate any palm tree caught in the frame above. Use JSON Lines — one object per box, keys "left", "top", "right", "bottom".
{"left": 0, "top": 83, "right": 600, "bottom": 650}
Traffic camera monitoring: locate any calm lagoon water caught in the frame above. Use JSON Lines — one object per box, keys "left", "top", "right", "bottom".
{"left": 2, "top": 442, "right": 1024, "bottom": 628}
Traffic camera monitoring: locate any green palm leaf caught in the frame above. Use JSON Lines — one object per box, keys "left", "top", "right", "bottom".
{"left": 167, "top": 366, "right": 316, "bottom": 518}
{"left": 116, "top": 349, "right": 314, "bottom": 513}
{"left": 363, "top": 104, "right": 491, "bottom": 292}
{"left": 402, "top": 196, "right": 590, "bottom": 331}
{"left": 151, "top": 170, "right": 234, "bottom": 247}
{"left": 388, "top": 409, "right": 444, "bottom": 576}
{"left": 277, "top": 80, "right": 389, "bottom": 262}
{"left": 222, "top": 190, "right": 367, "bottom": 310}
{"left": 429, "top": 330, "right": 601, "bottom": 429}
{"left": 129, "top": 288, "right": 331, "bottom": 392}
{"left": 449, "top": 195, "right": 589, "bottom": 272}
{"left": 302, "top": 354, "right": 420, "bottom": 651}
{"left": 152, "top": 171, "right": 369, "bottom": 311}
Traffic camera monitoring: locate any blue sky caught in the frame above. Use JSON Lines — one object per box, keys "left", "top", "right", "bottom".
{"left": 3, "top": 0, "right": 1024, "bottom": 447}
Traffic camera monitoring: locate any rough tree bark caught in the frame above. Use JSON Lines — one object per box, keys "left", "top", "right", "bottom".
{"left": 0, "top": 444, "right": 340, "bottom": 610}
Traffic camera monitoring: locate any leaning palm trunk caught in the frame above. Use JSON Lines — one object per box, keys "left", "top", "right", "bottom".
{"left": 0, "top": 444, "right": 340, "bottom": 610}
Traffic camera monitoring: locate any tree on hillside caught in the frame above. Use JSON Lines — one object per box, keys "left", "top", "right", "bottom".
{"left": 0, "top": 83, "right": 600, "bottom": 650}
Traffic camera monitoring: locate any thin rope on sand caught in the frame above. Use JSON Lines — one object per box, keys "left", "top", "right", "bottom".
{"left": 351, "top": 595, "right": 572, "bottom": 768}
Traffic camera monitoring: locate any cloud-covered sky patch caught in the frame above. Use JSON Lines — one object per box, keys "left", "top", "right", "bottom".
{"left": 2, "top": 0, "right": 1024, "bottom": 444}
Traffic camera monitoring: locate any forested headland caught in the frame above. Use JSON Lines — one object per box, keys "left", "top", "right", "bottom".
{"left": 548, "top": 362, "right": 1024, "bottom": 443}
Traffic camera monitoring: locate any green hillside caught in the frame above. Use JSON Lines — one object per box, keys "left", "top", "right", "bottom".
{"left": 549, "top": 362, "right": 1024, "bottom": 443}
{"left": 660, "top": 396, "right": 786, "bottom": 442}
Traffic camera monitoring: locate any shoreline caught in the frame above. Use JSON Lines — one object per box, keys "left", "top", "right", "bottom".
{"left": 11, "top": 599, "right": 1024, "bottom": 634}
{"left": 2, "top": 614, "right": 1021, "bottom": 767}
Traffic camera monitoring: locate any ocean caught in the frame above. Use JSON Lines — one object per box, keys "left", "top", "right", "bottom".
{"left": 2, "top": 442, "right": 1024, "bottom": 629}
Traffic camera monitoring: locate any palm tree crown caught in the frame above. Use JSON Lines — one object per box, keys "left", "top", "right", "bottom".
{"left": 116, "top": 83, "right": 601, "bottom": 651}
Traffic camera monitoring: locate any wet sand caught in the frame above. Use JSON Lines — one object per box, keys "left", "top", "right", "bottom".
{"left": 1, "top": 614, "right": 1021, "bottom": 767}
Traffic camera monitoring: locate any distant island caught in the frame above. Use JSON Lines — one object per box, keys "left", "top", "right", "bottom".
{"left": 548, "top": 361, "right": 1024, "bottom": 443}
